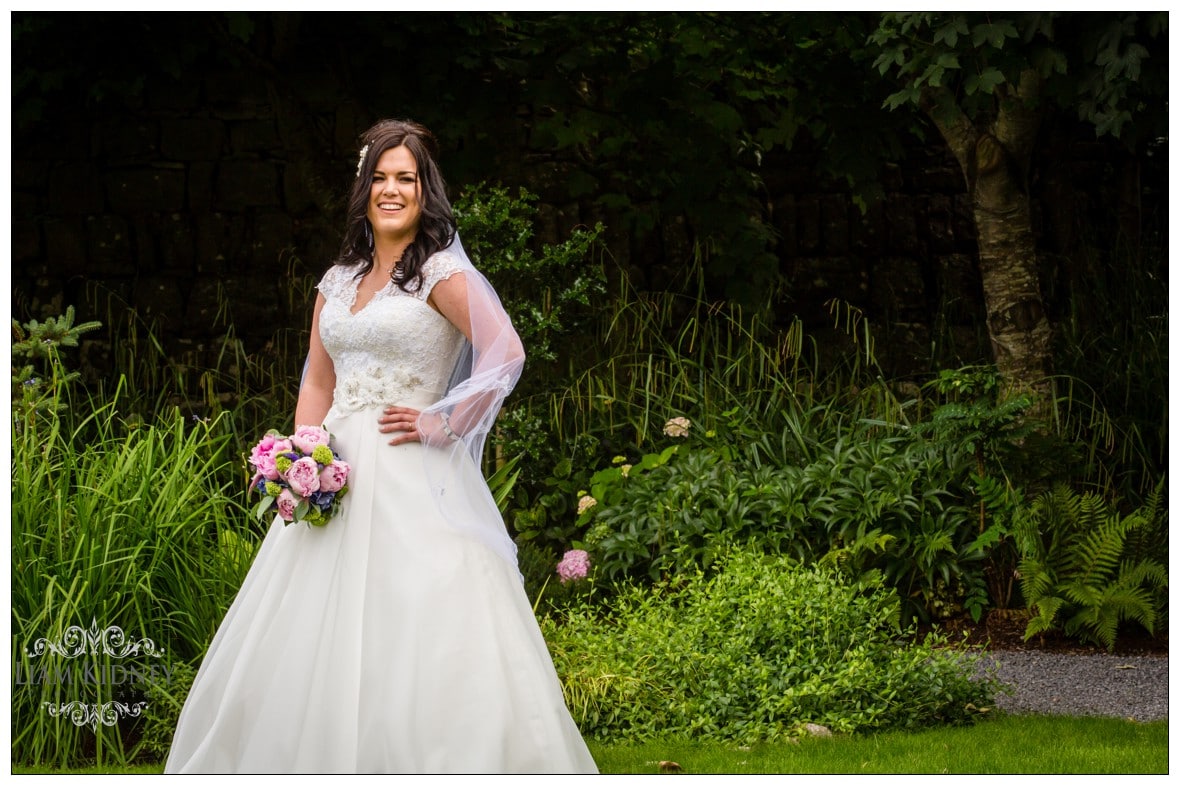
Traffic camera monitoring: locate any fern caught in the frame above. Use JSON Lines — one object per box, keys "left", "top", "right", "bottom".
{"left": 1015, "top": 485, "right": 1168, "bottom": 650}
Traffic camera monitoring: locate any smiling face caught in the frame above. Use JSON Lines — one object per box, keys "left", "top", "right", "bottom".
{"left": 366, "top": 145, "right": 422, "bottom": 245}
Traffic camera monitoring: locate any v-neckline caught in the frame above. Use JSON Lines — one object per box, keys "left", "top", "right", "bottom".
{"left": 350, "top": 276, "right": 390, "bottom": 316}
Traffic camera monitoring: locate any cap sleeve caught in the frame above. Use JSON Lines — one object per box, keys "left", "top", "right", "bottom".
{"left": 315, "top": 264, "right": 353, "bottom": 303}
{"left": 419, "top": 250, "right": 467, "bottom": 301}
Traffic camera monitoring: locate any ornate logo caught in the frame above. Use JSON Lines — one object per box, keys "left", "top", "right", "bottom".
{"left": 26, "top": 618, "right": 165, "bottom": 660}
{"left": 22, "top": 619, "right": 169, "bottom": 729}
{"left": 42, "top": 700, "right": 150, "bottom": 731}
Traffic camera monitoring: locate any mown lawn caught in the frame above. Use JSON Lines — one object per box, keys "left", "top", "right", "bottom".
{"left": 587, "top": 714, "right": 1168, "bottom": 775}
{"left": 12, "top": 714, "right": 1166, "bottom": 776}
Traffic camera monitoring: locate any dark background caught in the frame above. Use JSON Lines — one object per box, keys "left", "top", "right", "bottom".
{"left": 11, "top": 12, "right": 1165, "bottom": 383}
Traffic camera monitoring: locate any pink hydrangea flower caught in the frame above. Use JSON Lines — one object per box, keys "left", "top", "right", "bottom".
{"left": 576, "top": 495, "right": 597, "bottom": 515}
{"left": 557, "top": 549, "right": 591, "bottom": 584}
{"left": 285, "top": 456, "right": 322, "bottom": 497}
{"left": 663, "top": 416, "right": 691, "bottom": 438}
{"left": 318, "top": 459, "right": 351, "bottom": 493}
{"left": 290, "top": 425, "right": 331, "bottom": 454}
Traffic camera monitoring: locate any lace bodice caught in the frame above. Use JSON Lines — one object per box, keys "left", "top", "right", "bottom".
{"left": 317, "top": 251, "right": 467, "bottom": 416}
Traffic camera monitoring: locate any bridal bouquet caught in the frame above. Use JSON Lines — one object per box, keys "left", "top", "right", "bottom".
{"left": 248, "top": 425, "right": 351, "bottom": 527}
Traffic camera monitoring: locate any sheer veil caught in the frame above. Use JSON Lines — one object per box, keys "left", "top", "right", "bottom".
{"left": 414, "top": 231, "right": 525, "bottom": 572}
{"left": 299, "top": 232, "right": 524, "bottom": 574}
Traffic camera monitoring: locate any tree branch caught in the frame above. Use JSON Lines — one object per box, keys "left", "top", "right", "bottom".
{"left": 993, "top": 69, "right": 1043, "bottom": 165}
{"left": 919, "top": 84, "right": 976, "bottom": 179}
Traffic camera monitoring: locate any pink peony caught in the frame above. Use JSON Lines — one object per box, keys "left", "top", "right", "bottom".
{"left": 276, "top": 488, "right": 299, "bottom": 522}
{"left": 290, "top": 425, "right": 331, "bottom": 454}
{"left": 285, "top": 456, "right": 322, "bottom": 497}
{"left": 249, "top": 434, "right": 287, "bottom": 480}
{"left": 556, "top": 549, "right": 591, "bottom": 584}
{"left": 318, "top": 459, "right": 351, "bottom": 493}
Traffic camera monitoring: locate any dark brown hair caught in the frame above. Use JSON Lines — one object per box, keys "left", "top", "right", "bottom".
{"left": 336, "top": 119, "right": 455, "bottom": 292}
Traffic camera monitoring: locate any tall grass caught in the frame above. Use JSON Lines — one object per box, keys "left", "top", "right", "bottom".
{"left": 1051, "top": 240, "right": 1167, "bottom": 502}
{"left": 83, "top": 268, "right": 311, "bottom": 447}
{"left": 547, "top": 259, "right": 910, "bottom": 462}
{"left": 11, "top": 356, "right": 261, "bottom": 767}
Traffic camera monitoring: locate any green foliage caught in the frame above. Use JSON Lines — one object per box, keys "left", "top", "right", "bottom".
{"left": 1014, "top": 484, "right": 1167, "bottom": 650}
{"left": 10, "top": 319, "right": 260, "bottom": 768}
{"left": 11, "top": 306, "right": 102, "bottom": 419}
{"left": 136, "top": 659, "right": 199, "bottom": 762}
{"left": 451, "top": 12, "right": 909, "bottom": 295}
{"left": 543, "top": 548, "right": 997, "bottom": 742}
{"left": 869, "top": 11, "right": 1168, "bottom": 143}
{"left": 519, "top": 269, "right": 1051, "bottom": 624}
{"left": 452, "top": 183, "right": 609, "bottom": 496}
{"left": 453, "top": 183, "right": 606, "bottom": 366}
{"left": 1051, "top": 242, "right": 1167, "bottom": 502}
{"left": 919, "top": 366, "right": 1035, "bottom": 462}
{"left": 580, "top": 422, "right": 988, "bottom": 624}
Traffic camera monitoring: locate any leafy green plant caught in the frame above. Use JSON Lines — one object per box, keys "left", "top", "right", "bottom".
{"left": 136, "top": 659, "right": 199, "bottom": 762}
{"left": 913, "top": 365, "right": 1040, "bottom": 614}
{"left": 1014, "top": 484, "right": 1168, "bottom": 650}
{"left": 1050, "top": 238, "right": 1167, "bottom": 503}
{"left": 542, "top": 547, "right": 998, "bottom": 743}
{"left": 11, "top": 305, "right": 102, "bottom": 420}
{"left": 451, "top": 184, "right": 609, "bottom": 504}
{"left": 576, "top": 414, "right": 989, "bottom": 623}
{"left": 454, "top": 184, "right": 605, "bottom": 366}
{"left": 11, "top": 313, "right": 260, "bottom": 768}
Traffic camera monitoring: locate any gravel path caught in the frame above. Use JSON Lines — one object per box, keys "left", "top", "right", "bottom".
{"left": 975, "top": 650, "right": 1168, "bottom": 722}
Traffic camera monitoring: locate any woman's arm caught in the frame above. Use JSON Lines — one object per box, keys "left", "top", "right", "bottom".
{"left": 294, "top": 292, "right": 336, "bottom": 428}
{"left": 381, "top": 271, "right": 524, "bottom": 446}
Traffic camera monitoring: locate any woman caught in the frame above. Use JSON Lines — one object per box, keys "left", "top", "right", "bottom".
{"left": 165, "top": 119, "right": 598, "bottom": 774}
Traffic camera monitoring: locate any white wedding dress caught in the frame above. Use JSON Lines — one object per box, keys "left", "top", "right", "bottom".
{"left": 165, "top": 252, "right": 597, "bottom": 774}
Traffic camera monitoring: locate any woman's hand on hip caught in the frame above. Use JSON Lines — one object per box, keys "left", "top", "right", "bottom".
{"left": 380, "top": 406, "right": 421, "bottom": 445}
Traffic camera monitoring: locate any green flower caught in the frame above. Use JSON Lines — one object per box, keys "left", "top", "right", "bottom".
{"left": 311, "top": 444, "right": 334, "bottom": 465}
{"left": 265, "top": 481, "right": 283, "bottom": 496}
{"left": 275, "top": 455, "right": 294, "bottom": 473}
{"left": 584, "top": 521, "right": 613, "bottom": 548}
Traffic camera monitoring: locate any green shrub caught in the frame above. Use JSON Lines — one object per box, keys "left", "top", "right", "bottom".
{"left": 1015, "top": 484, "right": 1168, "bottom": 650}
{"left": 542, "top": 547, "right": 998, "bottom": 743}
{"left": 577, "top": 420, "right": 989, "bottom": 623}
{"left": 137, "top": 659, "right": 199, "bottom": 762}
{"left": 11, "top": 314, "right": 260, "bottom": 767}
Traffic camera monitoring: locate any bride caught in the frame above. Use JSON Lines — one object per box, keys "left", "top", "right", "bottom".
{"left": 165, "top": 119, "right": 598, "bottom": 774}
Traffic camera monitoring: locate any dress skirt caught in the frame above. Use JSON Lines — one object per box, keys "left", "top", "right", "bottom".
{"left": 165, "top": 404, "right": 597, "bottom": 774}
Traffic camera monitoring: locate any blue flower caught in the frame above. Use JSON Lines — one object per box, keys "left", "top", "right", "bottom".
{"left": 309, "top": 490, "right": 336, "bottom": 511}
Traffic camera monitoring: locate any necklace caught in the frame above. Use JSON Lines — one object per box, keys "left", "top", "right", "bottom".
{"left": 360, "top": 258, "right": 401, "bottom": 294}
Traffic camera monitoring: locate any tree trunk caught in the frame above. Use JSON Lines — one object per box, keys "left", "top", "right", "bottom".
{"left": 971, "top": 161, "right": 1052, "bottom": 395}
{"left": 923, "top": 73, "right": 1053, "bottom": 399}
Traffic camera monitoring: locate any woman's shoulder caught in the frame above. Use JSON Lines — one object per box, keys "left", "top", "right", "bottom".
{"left": 419, "top": 248, "right": 469, "bottom": 296}
{"left": 316, "top": 263, "right": 357, "bottom": 300}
